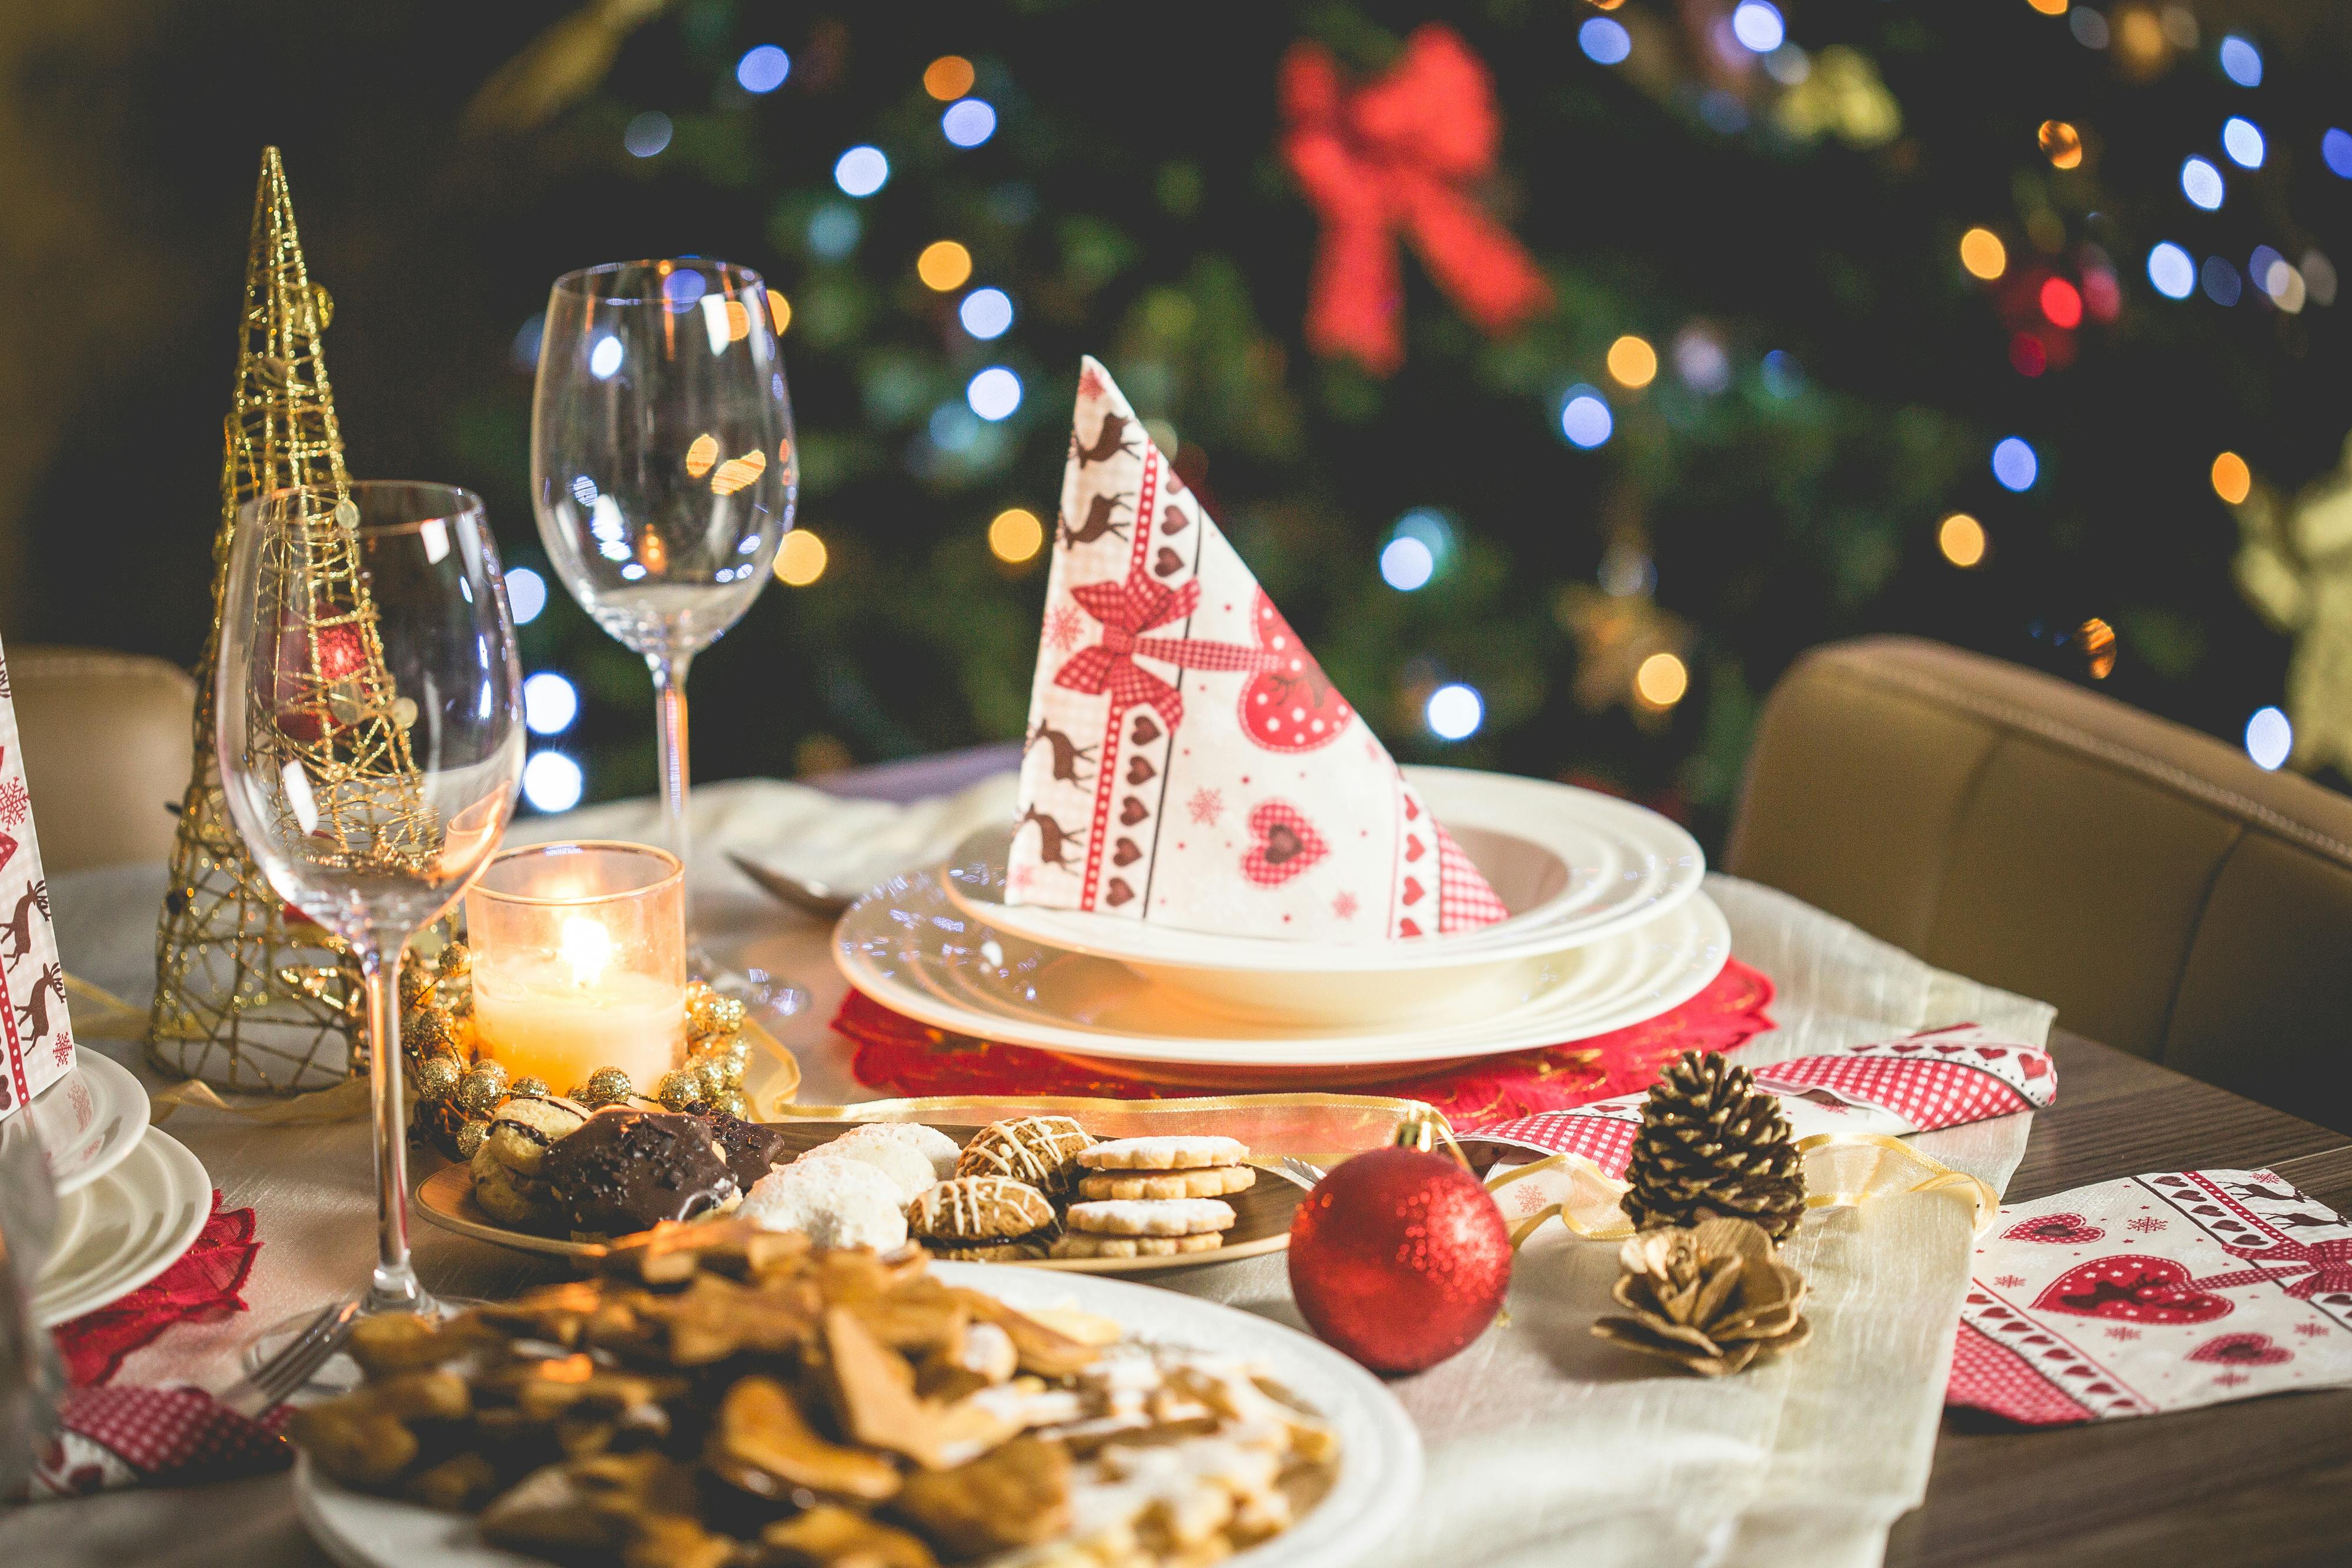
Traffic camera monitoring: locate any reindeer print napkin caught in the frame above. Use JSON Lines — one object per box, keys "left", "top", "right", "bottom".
{"left": 1006, "top": 359, "right": 1507, "bottom": 941}
{"left": 1948, "top": 1169, "right": 2352, "bottom": 1425}
{"left": 0, "top": 630, "right": 72, "bottom": 1123}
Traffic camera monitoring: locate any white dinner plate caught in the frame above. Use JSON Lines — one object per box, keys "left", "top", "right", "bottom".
{"left": 840, "top": 867, "right": 1729, "bottom": 1084}
{"left": 293, "top": 1263, "right": 1421, "bottom": 1568}
{"left": 951, "top": 764, "right": 1705, "bottom": 971}
{"left": 31, "top": 1126, "right": 210, "bottom": 1328}
{"left": 26, "top": 1049, "right": 152, "bottom": 1196}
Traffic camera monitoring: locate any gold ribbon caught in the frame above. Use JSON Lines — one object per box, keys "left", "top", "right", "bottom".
{"left": 1487, "top": 1131, "right": 2000, "bottom": 1248}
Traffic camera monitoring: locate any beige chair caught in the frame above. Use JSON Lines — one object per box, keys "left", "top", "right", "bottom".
{"left": 1726, "top": 636, "right": 2352, "bottom": 1130}
{"left": 9, "top": 646, "right": 195, "bottom": 874}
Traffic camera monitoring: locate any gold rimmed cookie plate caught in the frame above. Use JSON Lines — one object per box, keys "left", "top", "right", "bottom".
{"left": 414, "top": 1117, "right": 1303, "bottom": 1276}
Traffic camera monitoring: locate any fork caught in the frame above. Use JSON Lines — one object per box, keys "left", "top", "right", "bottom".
{"left": 216, "top": 1298, "right": 364, "bottom": 1416}
{"left": 1275, "top": 1155, "right": 1327, "bottom": 1190}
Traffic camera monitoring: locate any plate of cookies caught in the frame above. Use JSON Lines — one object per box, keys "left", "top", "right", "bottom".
{"left": 290, "top": 1224, "right": 1422, "bottom": 1568}
{"left": 417, "top": 1105, "right": 1306, "bottom": 1276}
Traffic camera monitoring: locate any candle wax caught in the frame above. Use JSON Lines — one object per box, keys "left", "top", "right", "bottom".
{"left": 471, "top": 956, "right": 685, "bottom": 1093}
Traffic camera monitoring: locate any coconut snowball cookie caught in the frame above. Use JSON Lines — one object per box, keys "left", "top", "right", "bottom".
{"left": 796, "top": 1133, "right": 937, "bottom": 1202}
{"left": 739, "top": 1155, "right": 909, "bottom": 1251}
{"left": 830, "top": 1121, "right": 963, "bottom": 1181}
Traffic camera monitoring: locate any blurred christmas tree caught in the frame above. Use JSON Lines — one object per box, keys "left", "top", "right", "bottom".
{"left": 41, "top": 0, "right": 2352, "bottom": 843}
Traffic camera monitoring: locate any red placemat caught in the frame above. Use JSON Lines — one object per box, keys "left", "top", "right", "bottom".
{"left": 52, "top": 1191, "right": 260, "bottom": 1386}
{"left": 833, "top": 958, "right": 1774, "bottom": 1130}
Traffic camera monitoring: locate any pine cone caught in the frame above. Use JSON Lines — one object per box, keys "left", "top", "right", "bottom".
{"left": 1591, "top": 1217, "right": 1811, "bottom": 1376}
{"left": 1622, "top": 1050, "right": 1806, "bottom": 1239}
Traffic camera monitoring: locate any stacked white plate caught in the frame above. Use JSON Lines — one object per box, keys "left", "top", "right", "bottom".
{"left": 836, "top": 765, "right": 1725, "bottom": 1086}
{"left": 16, "top": 1049, "right": 211, "bottom": 1328}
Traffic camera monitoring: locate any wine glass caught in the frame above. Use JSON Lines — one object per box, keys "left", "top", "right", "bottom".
{"left": 216, "top": 482, "right": 524, "bottom": 1320}
{"left": 530, "top": 259, "right": 797, "bottom": 993}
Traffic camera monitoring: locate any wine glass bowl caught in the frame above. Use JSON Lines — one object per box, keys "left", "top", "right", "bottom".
{"left": 216, "top": 481, "right": 523, "bottom": 1318}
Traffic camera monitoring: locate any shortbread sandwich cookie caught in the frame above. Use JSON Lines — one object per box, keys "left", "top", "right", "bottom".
{"left": 1075, "top": 1135, "right": 1249, "bottom": 1172}
{"left": 1075, "top": 1165, "right": 1257, "bottom": 1201}
{"left": 1064, "top": 1198, "right": 1236, "bottom": 1238}
{"left": 1049, "top": 1232, "right": 1226, "bottom": 1259}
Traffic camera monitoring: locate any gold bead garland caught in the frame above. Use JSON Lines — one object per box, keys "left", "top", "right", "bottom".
{"left": 399, "top": 947, "right": 759, "bottom": 1155}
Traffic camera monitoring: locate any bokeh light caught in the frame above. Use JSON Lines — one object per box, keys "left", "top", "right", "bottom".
{"left": 958, "top": 287, "right": 1013, "bottom": 339}
{"left": 2218, "top": 35, "right": 2261, "bottom": 88}
{"left": 2181, "top": 156, "right": 2224, "bottom": 210}
{"left": 1937, "top": 513, "right": 1986, "bottom": 567}
{"left": 2070, "top": 9, "right": 2109, "bottom": 49}
{"left": 623, "top": 112, "right": 673, "bottom": 158}
{"left": 505, "top": 566, "right": 547, "bottom": 624}
{"left": 522, "top": 752, "right": 584, "bottom": 814}
{"left": 1992, "top": 436, "right": 2039, "bottom": 492}
{"left": 736, "top": 45, "right": 790, "bottom": 94}
{"left": 2246, "top": 707, "right": 2293, "bottom": 770}
{"left": 1760, "top": 349, "right": 1804, "bottom": 398}
{"left": 1426, "top": 683, "right": 1484, "bottom": 741}
{"left": 1729, "top": 1, "right": 1784, "bottom": 54}
{"left": 1579, "top": 17, "right": 1632, "bottom": 65}
{"left": 2223, "top": 116, "right": 2265, "bottom": 168}
{"left": 1381, "top": 537, "right": 1435, "bottom": 591}
{"left": 807, "top": 204, "right": 861, "bottom": 259}
{"left": 2326, "top": 129, "right": 2352, "bottom": 179}
{"left": 2038, "top": 120, "right": 2082, "bottom": 169}
{"left": 942, "top": 99, "right": 997, "bottom": 148}
{"left": 684, "top": 433, "right": 719, "bottom": 479}
{"left": 2203, "top": 256, "right": 2243, "bottom": 306}
{"left": 1606, "top": 335, "right": 1658, "bottom": 388}
{"left": 2026, "top": 0, "right": 2066, "bottom": 13}
{"left": 917, "top": 240, "right": 973, "bottom": 291}
{"left": 510, "top": 315, "right": 544, "bottom": 373}
{"left": 589, "top": 335, "right": 623, "bottom": 379}
{"left": 1959, "top": 228, "right": 2007, "bottom": 281}
{"left": 2078, "top": 617, "right": 2116, "bottom": 680}
{"left": 988, "top": 508, "right": 1043, "bottom": 563}
{"left": 2211, "top": 452, "right": 2252, "bottom": 504}
{"left": 1673, "top": 329, "right": 1731, "bottom": 393}
{"left": 2039, "top": 277, "right": 2083, "bottom": 329}
{"left": 968, "top": 367, "right": 1023, "bottom": 421}
{"left": 523, "top": 671, "right": 579, "bottom": 735}
{"left": 834, "top": 146, "right": 890, "bottom": 198}
{"left": 2147, "top": 242, "right": 2196, "bottom": 299}
{"left": 924, "top": 56, "right": 975, "bottom": 101}
{"left": 1559, "top": 387, "right": 1613, "bottom": 449}
{"left": 766, "top": 289, "right": 791, "bottom": 333}
{"left": 774, "top": 529, "right": 828, "bottom": 586}
{"left": 2009, "top": 333, "right": 2047, "bottom": 377}
{"left": 1634, "top": 651, "right": 1690, "bottom": 708}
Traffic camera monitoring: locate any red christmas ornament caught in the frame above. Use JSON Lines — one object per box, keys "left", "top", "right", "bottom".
{"left": 1288, "top": 1145, "right": 1512, "bottom": 1374}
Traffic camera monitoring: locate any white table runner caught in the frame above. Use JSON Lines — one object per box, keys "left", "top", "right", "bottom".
{"left": 11, "top": 777, "right": 2051, "bottom": 1568}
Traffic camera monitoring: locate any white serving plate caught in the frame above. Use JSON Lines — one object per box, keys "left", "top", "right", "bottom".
{"left": 31, "top": 1127, "right": 210, "bottom": 1328}
{"left": 840, "top": 867, "right": 1729, "bottom": 1085}
{"left": 946, "top": 765, "right": 1705, "bottom": 1022}
{"left": 26, "top": 1049, "right": 152, "bottom": 1196}
{"left": 294, "top": 1263, "right": 1422, "bottom": 1568}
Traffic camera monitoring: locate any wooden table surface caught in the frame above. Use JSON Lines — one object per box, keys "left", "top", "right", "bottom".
{"left": 1889, "top": 1029, "right": 2352, "bottom": 1568}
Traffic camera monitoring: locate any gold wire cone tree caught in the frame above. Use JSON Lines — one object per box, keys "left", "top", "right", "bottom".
{"left": 150, "top": 148, "right": 431, "bottom": 1092}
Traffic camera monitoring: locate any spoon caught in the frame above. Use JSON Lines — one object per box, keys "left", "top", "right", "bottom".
{"left": 727, "top": 852, "right": 858, "bottom": 918}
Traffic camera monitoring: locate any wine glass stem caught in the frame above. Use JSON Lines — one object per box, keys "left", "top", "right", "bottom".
{"left": 357, "top": 944, "right": 425, "bottom": 1314}
{"left": 650, "top": 649, "right": 694, "bottom": 919}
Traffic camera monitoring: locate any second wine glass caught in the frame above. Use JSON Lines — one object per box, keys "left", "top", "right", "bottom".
{"left": 530, "top": 259, "right": 796, "bottom": 977}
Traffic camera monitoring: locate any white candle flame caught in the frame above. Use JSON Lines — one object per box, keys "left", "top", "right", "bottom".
{"left": 558, "top": 915, "right": 614, "bottom": 988}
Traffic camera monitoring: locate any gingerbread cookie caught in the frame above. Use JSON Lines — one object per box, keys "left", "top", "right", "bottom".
{"left": 956, "top": 1116, "right": 1094, "bottom": 1195}
{"left": 1065, "top": 1198, "right": 1236, "bottom": 1238}
{"left": 1077, "top": 1165, "right": 1256, "bottom": 1202}
{"left": 908, "top": 1175, "right": 1058, "bottom": 1242}
{"left": 1049, "top": 1232, "right": 1226, "bottom": 1259}
{"left": 1075, "top": 1135, "right": 1249, "bottom": 1172}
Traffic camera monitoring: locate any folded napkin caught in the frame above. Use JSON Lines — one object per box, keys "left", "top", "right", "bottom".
{"left": 54, "top": 1192, "right": 260, "bottom": 1386}
{"left": 22, "top": 1385, "right": 288, "bottom": 1499}
{"left": 1466, "top": 1024, "right": 2056, "bottom": 1224}
{"left": 1949, "top": 1167, "right": 2352, "bottom": 1425}
{"left": 831, "top": 958, "right": 1778, "bottom": 1126}
{"left": 1007, "top": 357, "right": 1506, "bottom": 941}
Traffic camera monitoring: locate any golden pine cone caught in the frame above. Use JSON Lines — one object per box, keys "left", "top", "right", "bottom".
{"left": 1622, "top": 1050, "right": 1806, "bottom": 1240}
{"left": 1591, "top": 1216, "right": 1812, "bottom": 1376}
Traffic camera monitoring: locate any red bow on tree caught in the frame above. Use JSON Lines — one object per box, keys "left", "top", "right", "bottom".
{"left": 1053, "top": 567, "right": 1275, "bottom": 732}
{"left": 1279, "top": 25, "right": 1552, "bottom": 377}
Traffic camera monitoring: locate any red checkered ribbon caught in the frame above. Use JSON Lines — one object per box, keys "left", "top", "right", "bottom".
{"left": 23, "top": 1387, "right": 289, "bottom": 1499}
{"left": 1053, "top": 566, "right": 1276, "bottom": 733}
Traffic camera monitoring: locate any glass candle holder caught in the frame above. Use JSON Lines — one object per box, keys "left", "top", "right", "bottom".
{"left": 464, "top": 842, "right": 687, "bottom": 1095}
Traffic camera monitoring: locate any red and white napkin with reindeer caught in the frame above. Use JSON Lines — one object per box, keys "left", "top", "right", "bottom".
{"left": 1467, "top": 1024, "right": 2056, "bottom": 1224}
{"left": 1005, "top": 357, "right": 1507, "bottom": 941}
{"left": 1948, "top": 1168, "right": 2352, "bottom": 1425}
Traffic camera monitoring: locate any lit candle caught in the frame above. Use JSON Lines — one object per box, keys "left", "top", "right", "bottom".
{"left": 465, "top": 842, "right": 687, "bottom": 1094}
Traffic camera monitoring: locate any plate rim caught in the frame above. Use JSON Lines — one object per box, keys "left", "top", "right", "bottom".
{"left": 36, "top": 1048, "right": 153, "bottom": 1197}
{"left": 838, "top": 881, "right": 1730, "bottom": 1069}
{"left": 953, "top": 764, "right": 1705, "bottom": 972}
{"left": 292, "top": 1262, "right": 1422, "bottom": 1568}
{"left": 32, "top": 1126, "right": 210, "bottom": 1327}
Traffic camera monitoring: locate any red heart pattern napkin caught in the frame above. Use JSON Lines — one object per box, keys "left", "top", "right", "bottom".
{"left": 1949, "top": 1168, "right": 2352, "bottom": 1425}
{"left": 1006, "top": 357, "right": 1506, "bottom": 941}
